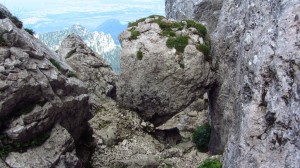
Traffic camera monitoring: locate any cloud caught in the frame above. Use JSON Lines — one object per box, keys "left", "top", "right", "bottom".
{"left": 0, "top": 0, "right": 165, "bottom": 32}
{"left": 22, "top": 17, "right": 51, "bottom": 25}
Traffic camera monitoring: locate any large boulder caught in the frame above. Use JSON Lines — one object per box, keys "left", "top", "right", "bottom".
{"left": 117, "top": 16, "right": 215, "bottom": 125}
{"left": 166, "top": 0, "right": 300, "bottom": 167}
{"left": 57, "top": 34, "right": 116, "bottom": 103}
{"left": 0, "top": 6, "right": 91, "bottom": 167}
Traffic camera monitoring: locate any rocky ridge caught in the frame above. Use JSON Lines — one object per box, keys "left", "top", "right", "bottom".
{"left": 0, "top": 4, "right": 91, "bottom": 167}
{"left": 57, "top": 34, "right": 116, "bottom": 105}
{"left": 37, "top": 24, "right": 121, "bottom": 72}
{"left": 166, "top": 0, "right": 300, "bottom": 167}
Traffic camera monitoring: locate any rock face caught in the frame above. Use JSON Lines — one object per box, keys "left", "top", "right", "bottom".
{"left": 0, "top": 5, "right": 91, "bottom": 167}
{"left": 165, "top": 0, "right": 223, "bottom": 32}
{"left": 117, "top": 16, "right": 215, "bottom": 125}
{"left": 166, "top": 0, "right": 300, "bottom": 167}
{"left": 57, "top": 34, "right": 116, "bottom": 103}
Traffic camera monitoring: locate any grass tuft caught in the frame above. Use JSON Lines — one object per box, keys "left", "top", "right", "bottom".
{"left": 50, "top": 58, "right": 62, "bottom": 71}
{"left": 136, "top": 50, "right": 143, "bottom": 60}
{"left": 198, "top": 158, "right": 222, "bottom": 168}
{"left": 196, "top": 43, "right": 211, "bottom": 62}
{"left": 166, "top": 36, "right": 189, "bottom": 53}
{"left": 24, "top": 28, "right": 35, "bottom": 35}
{"left": 10, "top": 16, "right": 23, "bottom": 29}
{"left": 0, "top": 132, "right": 50, "bottom": 158}
{"left": 129, "top": 30, "right": 141, "bottom": 40}
{"left": 67, "top": 71, "right": 78, "bottom": 78}
{"left": 186, "top": 20, "right": 207, "bottom": 36}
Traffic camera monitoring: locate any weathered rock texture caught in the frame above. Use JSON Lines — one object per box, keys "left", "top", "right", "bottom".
{"left": 90, "top": 97, "right": 209, "bottom": 168}
{"left": 58, "top": 34, "right": 116, "bottom": 103}
{"left": 167, "top": 0, "right": 300, "bottom": 167}
{"left": 0, "top": 5, "right": 91, "bottom": 167}
{"left": 117, "top": 17, "right": 215, "bottom": 125}
{"left": 165, "top": 0, "right": 223, "bottom": 32}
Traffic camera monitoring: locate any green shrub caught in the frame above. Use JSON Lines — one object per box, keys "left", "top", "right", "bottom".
{"left": 198, "top": 158, "right": 222, "bottom": 168}
{"left": 24, "top": 28, "right": 35, "bottom": 35}
{"left": 186, "top": 20, "right": 207, "bottom": 36}
{"left": 129, "top": 30, "right": 140, "bottom": 40}
{"left": 151, "top": 18, "right": 185, "bottom": 37}
{"left": 128, "top": 18, "right": 146, "bottom": 27}
{"left": 67, "top": 71, "right": 78, "bottom": 78}
{"left": 50, "top": 58, "right": 62, "bottom": 71}
{"left": 148, "top": 15, "right": 164, "bottom": 19}
{"left": 196, "top": 43, "right": 211, "bottom": 62}
{"left": 0, "top": 11, "right": 6, "bottom": 19}
{"left": 137, "top": 50, "right": 143, "bottom": 60}
{"left": 10, "top": 16, "right": 23, "bottom": 29}
{"left": 192, "top": 123, "right": 211, "bottom": 152}
{"left": 179, "top": 63, "right": 185, "bottom": 69}
{"left": 0, "top": 132, "right": 50, "bottom": 158}
{"left": 166, "top": 35, "right": 189, "bottom": 53}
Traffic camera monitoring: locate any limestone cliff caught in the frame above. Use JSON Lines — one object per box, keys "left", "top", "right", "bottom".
{"left": 166, "top": 0, "right": 300, "bottom": 167}
{"left": 0, "top": 5, "right": 91, "bottom": 167}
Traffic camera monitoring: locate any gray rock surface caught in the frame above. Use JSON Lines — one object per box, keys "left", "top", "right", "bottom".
{"left": 117, "top": 17, "right": 215, "bottom": 125}
{"left": 0, "top": 7, "right": 91, "bottom": 167}
{"left": 166, "top": 0, "right": 300, "bottom": 167}
{"left": 5, "top": 124, "right": 81, "bottom": 168}
{"left": 165, "top": 0, "right": 223, "bottom": 32}
{"left": 58, "top": 34, "right": 116, "bottom": 103}
{"left": 156, "top": 97, "right": 208, "bottom": 140}
{"left": 89, "top": 98, "right": 209, "bottom": 168}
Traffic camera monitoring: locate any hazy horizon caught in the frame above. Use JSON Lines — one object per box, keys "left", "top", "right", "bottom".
{"left": 0, "top": 0, "right": 165, "bottom": 32}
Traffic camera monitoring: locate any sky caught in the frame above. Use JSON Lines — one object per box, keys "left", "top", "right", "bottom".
{"left": 0, "top": 0, "right": 165, "bottom": 32}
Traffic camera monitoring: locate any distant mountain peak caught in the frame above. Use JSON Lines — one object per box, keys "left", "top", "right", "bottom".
{"left": 37, "top": 24, "right": 121, "bottom": 72}
{"left": 95, "top": 19, "right": 127, "bottom": 45}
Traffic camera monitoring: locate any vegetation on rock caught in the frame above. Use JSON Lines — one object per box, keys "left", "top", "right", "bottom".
{"left": 50, "top": 58, "right": 62, "bottom": 71}
{"left": 186, "top": 20, "right": 207, "bottom": 36}
{"left": 127, "top": 15, "right": 211, "bottom": 58}
{"left": 24, "top": 28, "right": 35, "bottom": 35}
{"left": 198, "top": 158, "right": 222, "bottom": 168}
{"left": 67, "top": 70, "right": 78, "bottom": 78}
{"left": 137, "top": 50, "right": 143, "bottom": 60}
{"left": 128, "top": 18, "right": 147, "bottom": 27}
{"left": 192, "top": 123, "right": 211, "bottom": 152}
{"left": 0, "top": 132, "right": 50, "bottom": 158}
{"left": 196, "top": 43, "right": 211, "bottom": 62}
{"left": 10, "top": 16, "right": 23, "bottom": 29}
{"left": 129, "top": 29, "right": 140, "bottom": 40}
{"left": 166, "top": 35, "right": 189, "bottom": 53}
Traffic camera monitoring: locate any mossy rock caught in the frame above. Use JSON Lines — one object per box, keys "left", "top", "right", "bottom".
{"left": 198, "top": 158, "right": 222, "bottom": 168}
{"left": 166, "top": 36, "right": 189, "bottom": 53}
